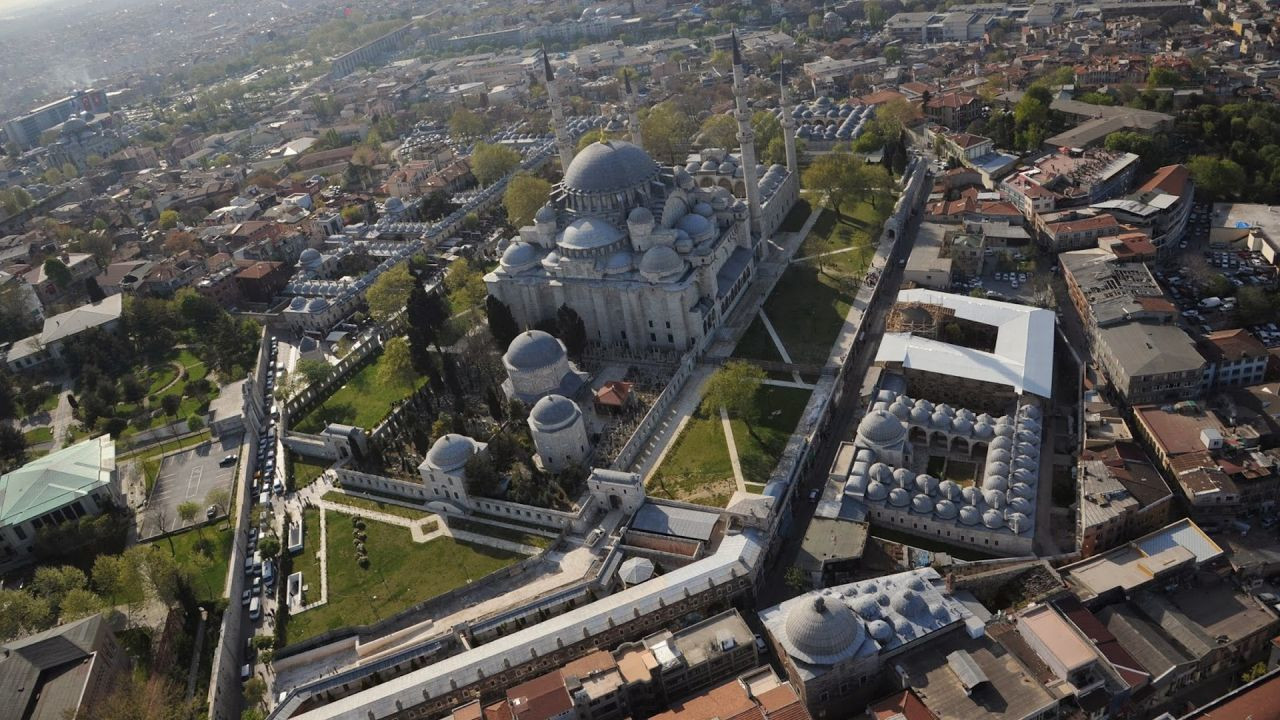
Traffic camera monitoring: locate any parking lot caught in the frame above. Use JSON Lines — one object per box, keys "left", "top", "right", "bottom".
{"left": 139, "top": 432, "right": 242, "bottom": 540}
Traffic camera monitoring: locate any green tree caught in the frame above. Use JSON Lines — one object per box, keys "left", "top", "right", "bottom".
{"left": 1187, "top": 155, "right": 1246, "bottom": 201}
{"left": 446, "top": 258, "right": 486, "bottom": 311}
{"left": 378, "top": 337, "right": 415, "bottom": 388}
{"left": 698, "top": 114, "right": 739, "bottom": 149}
{"left": 784, "top": 566, "right": 809, "bottom": 591}
{"left": 340, "top": 204, "right": 365, "bottom": 224}
{"left": 43, "top": 168, "right": 64, "bottom": 185}
{"left": 1147, "top": 66, "right": 1183, "bottom": 88}
{"left": 206, "top": 487, "right": 231, "bottom": 517}
{"left": 448, "top": 107, "right": 487, "bottom": 140}
{"left": 58, "top": 587, "right": 105, "bottom": 622}
{"left": 0, "top": 589, "right": 52, "bottom": 641}
{"left": 486, "top": 295, "right": 520, "bottom": 348}
{"left": 702, "top": 360, "right": 766, "bottom": 439}
{"left": 503, "top": 173, "right": 552, "bottom": 228}
{"left": 177, "top": 500, "right": 201, "bottom": 536}
{"left": 158, "top": 209, "right": 180, "bottom": 230}
{"left": 641, "top": 102, "right": 698, "bottom": 164}
{"left": 42, "top": 258, "right": 73, "bottom": 288}
{"left": 1241, "top": 661, "right": 1268, "bottom": 684}
{"left": 257, "top": 534, "right": 281, "bottom": 559}
{"left": 471, "top": 142, "right": 521, "bottom": 186}
{"left": 365, "top": 263, "right": 416, "bottom": 323}
{"left": 296, "top": 358, "right": 331, "bottom": 386}
{"left": 243, "top": 676, "right": 268, "bottom": 708}
{"left": 161, "top": 393, "right": 181, "bottom": 417}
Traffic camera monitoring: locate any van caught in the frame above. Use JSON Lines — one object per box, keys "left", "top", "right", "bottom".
{"left": 258, "top": 491, "right": 270, "bottom": 508}
{"left": 249, "top": 596, "right": 261, "bottom": 620}
{"left": 262, "top": 559, "right": 275, "bottom": 588}
{"left": 252, "top": 551, "right": 263, "bottom": 576}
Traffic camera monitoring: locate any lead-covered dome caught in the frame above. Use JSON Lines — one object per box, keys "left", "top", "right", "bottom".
{"left": 426, "top": 434, "right": 477, "bottom": 472}
{"left": 500, "top": 242, "right": 540, "bottom": 273}
{"left": 782, "top": 595, "right": 865, "bottom": 665}
{"left": 529, "top": 394, "right": 580, "bottom": 432}
{"left": 503, "top": 331, "right": 565, "bottom": 371}
{"left": 560, "top": 217, "right": 624, "bottom": 252}
{"left": 563, "top": 140, "right": 660, "bottom": 194}
{"left": 639, "top": 245, "right": 685, "bottom": 281}
{"left": 857, "top": 409, "right": 906, "bottom": 446}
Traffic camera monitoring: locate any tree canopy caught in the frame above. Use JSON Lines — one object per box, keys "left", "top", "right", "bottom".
{"left": 503, "top": 173, "right": 551, "bottom": 228}
{"left": 702, "top": 361, "right": 765, "bottom": 425}
{"left": 365, "top": 263, "right": 415, "bottom": 324}
{"left": 471, "top": 142, "right": 521, "bottom": 186}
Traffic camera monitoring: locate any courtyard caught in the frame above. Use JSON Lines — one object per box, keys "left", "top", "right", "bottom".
{"left": 292, "top": 347, "right": 426, "bottom": 433}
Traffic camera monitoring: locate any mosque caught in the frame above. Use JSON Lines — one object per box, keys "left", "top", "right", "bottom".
{"left": 484, "top": 37, "right": 800, "bottom": 353}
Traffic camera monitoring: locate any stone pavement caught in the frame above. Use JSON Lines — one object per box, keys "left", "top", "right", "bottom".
{"left": 719, "top": 407, "right": 746, "bottom": 493}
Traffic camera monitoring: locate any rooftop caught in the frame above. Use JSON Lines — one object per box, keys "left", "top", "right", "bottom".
{"left": 1132, "top": 405, "right": 1227, "bottom": 458}
{"left": 0, "top": 435, "right": 115, "bottom": 528}
{"left": 7, "top": 294, "right": 123, "bottom": 362}
{"left": 1096, "top": 322, "right": 1203, "bottom": 378}
{"left": 1017, "top": 604, "right": 1098, "bottom": 674}
{"left": 874, "top": 289, "right": 1055, "bottom": 399}
{"left": 1060, "top": 519, "right": 1222, "bottom": 599}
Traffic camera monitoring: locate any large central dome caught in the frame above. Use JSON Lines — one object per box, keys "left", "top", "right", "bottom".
{"left": 564, "top": 140, "right": 660, "bottom": 194}
{"left": 781, "top": 594, "right": 866, "bottom": 666}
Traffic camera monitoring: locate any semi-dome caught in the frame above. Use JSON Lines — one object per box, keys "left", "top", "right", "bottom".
{"left": 639, "top": 245, "right": 685, "bottom": 281}
{"left": 500, "top": 242, "right": 540, "bottom": 272}
{"left": 563, "top": 140, "right": 659, "bottom": 194}
{"left": 529, "top": 394, "right": 580, "bottom": 431}
{"left": 426, "top": 434, "right": 477, "bottom": 472}
{"left": 504, "top": 331, "right": 565, "bottom": 371}
{"left": 560, "top": 217, "right": 624, "bottom": 251}
{"left": 782, "top": 595, "right": 866, "bottom": 665}
{"left": 675, "top": 212, "right": 713, "bottom": 239}
{"left": 859, "top": 409, "right": 906, "bottom": 445}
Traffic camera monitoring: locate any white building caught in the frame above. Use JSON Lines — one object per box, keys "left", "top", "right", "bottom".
{"left": 417, "top": 434, "right": 488, "bottom": 510}
{"left": 501, "top": 331, "right": 588, "bottom": 405}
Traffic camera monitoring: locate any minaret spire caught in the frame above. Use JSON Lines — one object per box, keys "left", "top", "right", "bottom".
{"left": 623, "top": 72, "right": 643, "bottom": 150}
{"left": 731, "top": 31, "right": 763, "bottom": 240}
{"left": 779, "top": 61, "right": 798, "bottom": 176}
{"left": 542, "top": 46, "right": 575, "bottom": 171}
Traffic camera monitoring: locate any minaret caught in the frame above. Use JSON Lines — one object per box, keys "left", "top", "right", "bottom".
{"left": 624, "top": 72, "right": 643, "bottom": 151}
{"left": 731, "top": 31, "right": 763, "bottom": 240}
{"left": 779, "top": 61, "right": 798, "bottom": 176}
{"left": 543, "top": 48, "right": 574, "bottom": 171}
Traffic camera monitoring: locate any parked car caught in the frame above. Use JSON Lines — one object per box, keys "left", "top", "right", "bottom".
{"left": 219, "top": 454, "right": 237, "bottom": 467}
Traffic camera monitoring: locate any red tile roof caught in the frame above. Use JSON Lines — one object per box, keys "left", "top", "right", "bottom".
{"left": 1139, "top": 164, "right": 1190, "bottom": 194}
{"left": 870, "top": 690, "right": 938, "bottom": 720}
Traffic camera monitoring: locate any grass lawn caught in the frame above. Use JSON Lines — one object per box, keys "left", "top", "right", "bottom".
{"left": 290, "top": 453, "right": 329, "bottom": 490}
{"left": 732, "top": 317, "right": 785, "bottom": 363}
{"left": 648, "top": 400, "right": 735, "bottom": 508}
{"left": 322, "top": 491, "right": 434, "bottom": 521}
{"left": 294, "top": 508, "right": 323, "bottom": 604}
{"left": 283, "top": 514, "right": 520, "bottom": 644}
{"left": 23, "top": 427, "right": 53, "bottom": 445}
{"left": 293, "top": 350, "right": 423, "bottom": 433}
{"left": 151, "top": 524, "right": 234, "bottom": 603}
{"left": 449, "top": 517, "right": 551, "bottom": 549}
{"left": 797, "top": 200, "right": 889, "bottom": 271}
{"left": 760, "top": 263, "right": 855, "bottom": 366}
{"left": 38, "top": 389, "right": 61, "bottom": 413}
{"left": 729, "top": 386, "right": 811, "bottom": 486}
{"left": 146, "top": 363, "right": 179, "bottom": 395}
{"left": 648, "top": 386, "right": 810, "bottom": 507}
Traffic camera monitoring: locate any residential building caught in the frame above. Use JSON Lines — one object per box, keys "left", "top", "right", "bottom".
{"left": 1091, "top": 164, "right": 1193, "bottom": 256}
{"left": 0, "top": 614, "right": 130, "bottom": 719}
{"left": 235, "top": 261, "right": 291, "bottom": 304}
{"left": 1077, "top": 443, "right": 1174, "bottom": 557}
{"left": 1059, "top": 247, "right": 1174, "bottom": 332}
{"left": 1199, "top": 329, "right": 1269, "bottom": 389}
{"left": 4, "top": 294, "right": 124, "bottom": 372}
{"left": 1093, "top": 323, "right": 1204, "bottom": 405}
{"left": 922, "top": 92, "right": 983, "bottom": 128}
{"left": 0, "top": 436, "right": 118, "bottom": 571}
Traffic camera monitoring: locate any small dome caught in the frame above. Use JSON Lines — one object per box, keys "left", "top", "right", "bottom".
{"left": 995, "top": 424, "right": 1014, "bottom": 438}
{"left": 935, "top": 499, "right": 958, "bottom": 519}
{"left": 961, "top": 486, "right": 982, "bottom": 506}
{"left": 988, "top": 448, "right": 1011, "bottom": 464}
{"left": 983, "top": 509, "right": 1005, "bottom": 529}
{"left": 529, "top": 394, "right": 581, "bottom": 432}
{"left": 300, "top": 247, "right": 322, "bottom": 267}
{"left": 956, "top": 408, "right": 976, "bottom": 422}
{"left": 930, "top": 411, "right": 952, "bottom": 430}
{"left": 913, "top": 398, "right": 934, "bottom": 412}
{"left": 1012, "top": 467, "right": 1037, "bottom": 485}
{"left": 952, "top": 417, "right": 973, "bottom": 435}
{"left": 1008, "top": 512, "right": 1031, "bottom": 534}
{"left": 868, "top": 463, "right": 893, "bottom": 483}
{"left": 990, "top": 436, "right": 1013, "bottom": 451}
{"left": 717, "top": 162, "right": 735, "bottom": 175}
{"left": 782, "top": 595, "right": 866, "bottom": 665}
{"left": 858, "top": 410, "right": 906, "bottom": 446}
{"left": 700, "top": 159, "right": 718, "bottom": 172}
{"left": 867, "top": 619, "right": 894, "bottom": 642}
{"left": 888, "top": 487, "right": 911, "bottom": 507}
{"left": 982, "top": 475, "right": 1008, "bottom": 492}
{"left": 937, "top": 403, "right": 955, "bottom": 417}
{"left": 560, "top": 217, "right": 624, "bottom": 251}
{"left": 504, "top": 331, "right": 565, "bottom": 371}
{"left": 916, "top": 474, "right": 939, "bottom": 496}
{"left": 937, "top": 480, "right": 961, "bottom": 501}
{"left": 1014, "top": 456, "right": 1038, "bottom": 472}
{"left": 535, "top": 203, "right": 557, "bottom": 224}
{"left": 693, "top": 201, "right": 714, "bottom": 217}
{"left": 288, "top": 296, "right": 307, "bottom": 310}
{"left": 639, "top": 245, "right": 685, "bottom": 281}
{"left": 892, "top": 467, "right": 915, "bottom": 488}
{"left": 911, "top": 494, "right": 933, "bottom": 514}
{"left": 1009, "top": 496, "right": 1033, "bottom": 514}
{"left": 973, "top": 423, "right": 995, "bottom": 440}
{"left": 628, "top": 206, "right": 654, "bottom": 225}
{"left": 675, "top": 212, "right": 713, "bottom": 239}
{"left": 866, "top": 480, "right": 889, "bottom": 501}
{"left": 987, "top": 461, "right": 1009, "bottom": 477}
{"left": 888, "top": 399, "right": 911, "bottom": 420}
{"left": 891, "top": 590, "right": 926, "bottom": 617}
{"left": 1010, "top": 481, "right": 1035, "bottom": 499}
{"left": 853, "top": 596, "right": 881, "bottom": 620}
{"left": 426, "top": 434, "right": 476, "bottom": 472}
{"left": 983, "top": 489, "right": 1007, "bottom": 508}
{"left": 1022, "top": 405, "right": 1042, "bottom": 420}
{"left": 306, "top": 297, "right": 329, "bottom": 312}
{"left": 909, "top": 406, "right": 931, "bottom": 425}
{"left": 500, "top": 242, "right": 540, "bottom": 272}
{"left": 1017, "top": 442, "right": 1040, "bottom": 459}
{"left": 959, "top": 505, "right": 982, "bottom": 525}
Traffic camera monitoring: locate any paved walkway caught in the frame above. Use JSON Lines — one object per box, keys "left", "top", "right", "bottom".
{"left": 719, "top": 407, "right": 746, "bottom": 493}
{"left": 791, "top": 245, "right": 863, "bottom": 263}
{"left": 762, "top": 378, "right": 816, "bottom": 390}
{"left": 758, "top": 309, "right": 805, "bottom": 384}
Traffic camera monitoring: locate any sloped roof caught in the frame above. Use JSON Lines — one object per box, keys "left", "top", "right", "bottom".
{"left": 875, "top": 289, "right": 1055, "bottom": 398}
{"left": 0, "top": 435, "right": 115, "bottom": 527}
